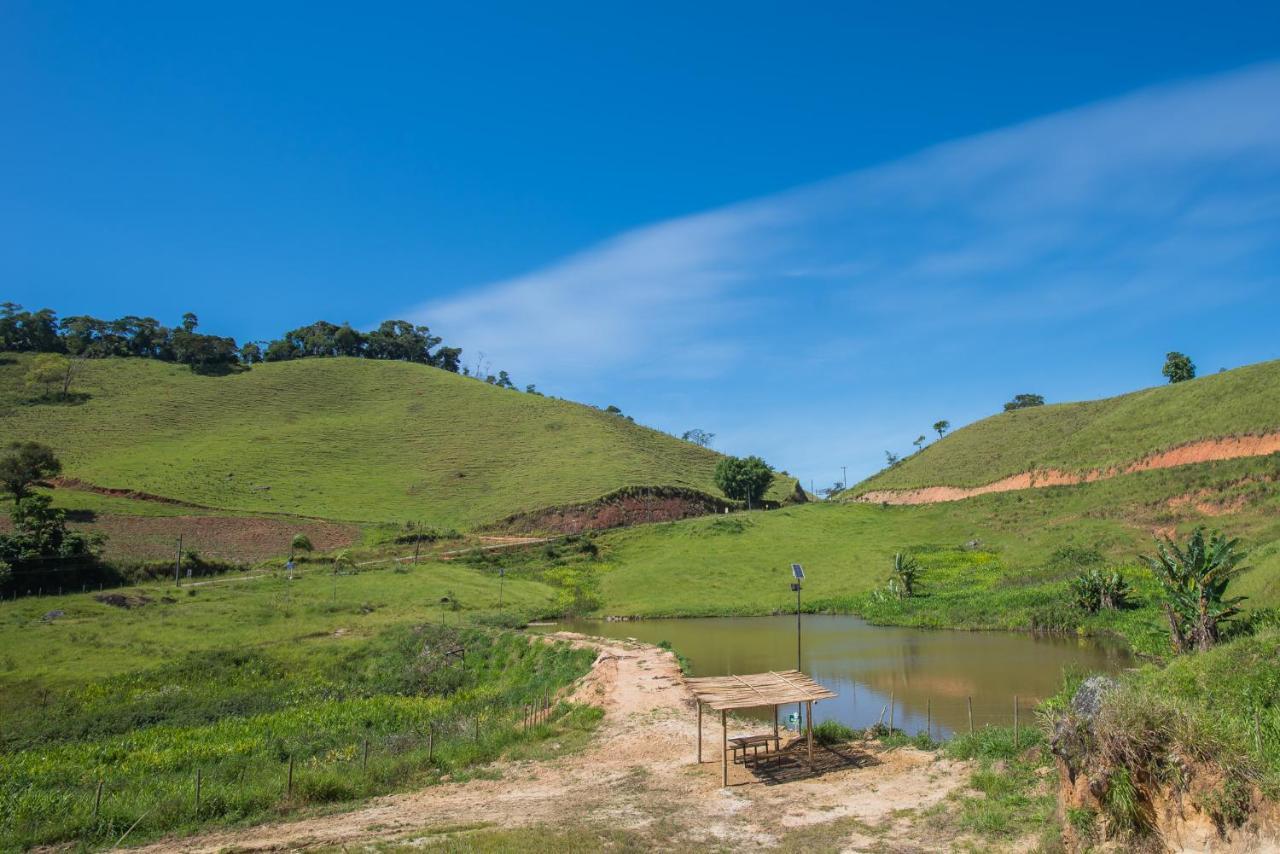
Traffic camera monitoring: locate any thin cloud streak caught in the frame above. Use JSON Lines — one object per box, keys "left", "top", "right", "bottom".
{"left": 411, "top": 62, "right": 1280, "bottom": 481}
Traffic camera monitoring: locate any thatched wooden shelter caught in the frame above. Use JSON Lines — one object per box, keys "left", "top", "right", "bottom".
{"left": 686, "top": 670, "right": 837, "bottom": 786}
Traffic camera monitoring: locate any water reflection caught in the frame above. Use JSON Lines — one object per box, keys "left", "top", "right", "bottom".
{"left": 545, "top": 615, "right": 1133, "bottom": 736}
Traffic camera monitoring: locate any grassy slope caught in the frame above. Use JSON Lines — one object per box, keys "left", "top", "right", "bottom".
{"left": 590, "top": 457, "right": 1280, "bottom": 651}
{"left": 0, "top": 354, "right": 795, "bottom": 528}
{"left": 855, "top": 359, "right": 1280, "bottom": 491}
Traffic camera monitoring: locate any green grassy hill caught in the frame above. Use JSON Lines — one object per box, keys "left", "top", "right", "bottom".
{"left": 853, "top": 359, "right": 1280, "bottom": 493}
{"left": 0, "top": 355, "right": 796, "bottom": 529}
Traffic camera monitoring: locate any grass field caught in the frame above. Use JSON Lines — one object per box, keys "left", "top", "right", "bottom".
{"left": 0, "top": 354, "right": 798, "bottom": 529}
{"left": 855, "top": 359, "right": 1280, "bottom": 491}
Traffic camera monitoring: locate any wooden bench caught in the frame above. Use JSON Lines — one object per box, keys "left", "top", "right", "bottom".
{"left": 728, "top": 734, "right": 782, "bottom": 765}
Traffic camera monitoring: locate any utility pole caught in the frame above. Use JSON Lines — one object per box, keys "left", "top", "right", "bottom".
{"left": 841, "top": 466, "right": 847, "bottom": 491}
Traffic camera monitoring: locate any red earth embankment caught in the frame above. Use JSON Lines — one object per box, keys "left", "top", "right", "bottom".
{"left": 855, "top": 433, "right": 1280, "bottom": 506}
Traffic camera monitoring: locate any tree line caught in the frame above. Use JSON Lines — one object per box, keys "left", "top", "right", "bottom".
{"left": 0, "top": 302, "right": 478, "bottom": 378}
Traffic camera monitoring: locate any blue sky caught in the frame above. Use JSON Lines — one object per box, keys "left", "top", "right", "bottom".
{"left": 5, "top": 3, "right": 1280, "bottom": 488}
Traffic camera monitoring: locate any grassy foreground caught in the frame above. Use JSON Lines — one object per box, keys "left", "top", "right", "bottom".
{"left": 0, "top": 561, "right": 598, "bottom": 850}
{"left": 856, "top": 358, "right": 1280, "bottom": 491}
{"left": 0, "top": 354, "right": 797, "bottom": 528}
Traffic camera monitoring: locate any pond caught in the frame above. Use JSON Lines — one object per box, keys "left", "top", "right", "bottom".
{"left": 542, "top": 615, "right": 1133, "bottom": 737}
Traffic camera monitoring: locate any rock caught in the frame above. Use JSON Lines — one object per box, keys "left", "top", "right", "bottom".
{"left": 1070, "top": 676, "right": 1118, "bottom": 720}
{"left": 42, "top": 609, "right": 64, "bottom": 621}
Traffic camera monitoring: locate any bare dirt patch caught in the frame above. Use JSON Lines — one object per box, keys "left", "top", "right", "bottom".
{"left": 0, "top": 513, "right": 361, "bottom": 562}
{"left": 133, "top": 633, "right": 975, "bottom": 852}
{"left": 857, "top": 433, "right": 1280, "bottom": 506}
{"left": 93, "top": 592, "right": 152, "bottom": 609}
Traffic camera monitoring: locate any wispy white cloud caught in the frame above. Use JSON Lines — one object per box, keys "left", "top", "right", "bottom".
{"left": 415, "top": 61, "right": 1280, "bottom": 391}
{"left": 412, "top": 62, "right": 1280, "bottom": 481}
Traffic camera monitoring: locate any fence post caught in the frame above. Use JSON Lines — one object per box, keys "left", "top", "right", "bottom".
{"left": 1256, "top": 706, "right": 1264, "bottom": 754}
{"left": 363, "top": 737, "right": 369, "bottom": 770}
{"left": 889, "top": 691, "right": 894, "bottom": 732}
{"left": 287, "top": 756, "right": 294, "bottom": 798}
{"left": 926, "top": 698, "right": 931, "bottom": 739}
{"left": 195, "top": 768, "right": 201, "bottom": 815}
{"left": 967, "top": 697, "right": 974, "bottom": 735}
{"left": 1013, "top": 696, "right": 1020, "bottom": 748}
{"left": 474, "top": 716, "right": 480, "bottom": 742}
{"left": 428, "top": 725, "right": 435, "bottom": 761}
{"left": 94, "top": 779, "right": 103, "bottom": 821}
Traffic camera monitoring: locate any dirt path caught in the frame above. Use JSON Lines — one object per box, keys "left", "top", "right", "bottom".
{"left": 130, "top": 633, "right": 976, "bottom": 852}
{"left": 856, "top": 432, "right": 1280, "bottom": 506}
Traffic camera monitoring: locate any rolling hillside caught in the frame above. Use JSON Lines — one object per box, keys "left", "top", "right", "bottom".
{"left": 851, "top": 359, "right": 1280, "bottom": 498}
{"left": 0, "top": 355, "right": 798, "bottom": 529}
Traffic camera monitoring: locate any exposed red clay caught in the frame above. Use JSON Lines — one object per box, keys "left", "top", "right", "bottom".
{"left": 855, "top": 433, "right": 1280, "bottom": 506}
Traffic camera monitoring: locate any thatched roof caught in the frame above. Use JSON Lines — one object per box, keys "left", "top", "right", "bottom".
{"left": 686, "top": 670, "right": 837, "bottom": 711}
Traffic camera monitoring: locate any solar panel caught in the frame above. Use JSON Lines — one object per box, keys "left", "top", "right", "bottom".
{"left": 791, "top": 563, "right": 805, "bottom": 580}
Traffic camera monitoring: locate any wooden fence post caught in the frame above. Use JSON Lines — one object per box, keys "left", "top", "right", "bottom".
{"left": 94, "top": 779, "right": 103, "bottom": 821}
{"left": 362, "top": 737, "right": 369, "bottom": 770}
{"left": 889, "top": 691, "right": 894, "bottom": 732}
{"left": 428, "top": 725, "right": 435, "bottom": 761}
{"left": 287, "top": 757, "right": 294, "bottom": 798}
{"left": 926, "top": 698, "right": 931, "bottom": 739}
{"left": 967, "top": 697, "right": 974, "bottom": 735}
{"left": 474, "top": 716, "right": 480, "bottom": 742}
{"left": 1013, "top": 696, "right": 1020, "bottom": 748}
{"left": 195, "top": 768, "right": 201, "bottom": 815}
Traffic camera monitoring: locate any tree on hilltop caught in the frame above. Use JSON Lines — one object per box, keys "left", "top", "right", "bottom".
{"left": 1003, "top": 393, "right": 1045, "bottom": 411}
{"left": 1162, "top": 352, "right": 1196, "bottom": 384}
{"left": 681, "top": 429, "right": 715, "bottom": 448}
{"left": 932, "top": 420, "right": 950, "bottom": 439}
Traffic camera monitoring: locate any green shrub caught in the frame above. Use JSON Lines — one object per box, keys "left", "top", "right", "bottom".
{"left": 812, "top": 719, "right": 856, "bottom": 745}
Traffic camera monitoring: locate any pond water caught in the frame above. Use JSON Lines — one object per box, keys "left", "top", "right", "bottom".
{"left": 543, "top": 615, "right": 1134, "bottom": 737}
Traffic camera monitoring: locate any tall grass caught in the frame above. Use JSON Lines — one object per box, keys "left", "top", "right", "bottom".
{"left": 0, "top": 625, "right": 598, "bottom": 849}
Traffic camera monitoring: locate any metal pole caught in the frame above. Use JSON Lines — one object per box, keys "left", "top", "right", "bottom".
{"left": 721, "top": 710, "right": 728, "bottom": 787}
{"left": 795, "top": 582, "right": 803, "bottom": 728}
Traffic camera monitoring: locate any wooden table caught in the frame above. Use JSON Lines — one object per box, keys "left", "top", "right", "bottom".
{"left": 728, "top": 734, "right": 783, "bottom": 765}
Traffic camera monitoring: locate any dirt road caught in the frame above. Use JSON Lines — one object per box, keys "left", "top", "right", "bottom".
{"left": 130, "top": 634, "right": 977, "bottom": 852}
{"left": 856, "top": 432, "right": 1280, "bottom": 506}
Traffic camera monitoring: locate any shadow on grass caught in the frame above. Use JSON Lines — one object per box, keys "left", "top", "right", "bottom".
{"left": 21, "top": 392, "right": 92, "bottom": 406}
{"left": 748, "top": 740, "right": 881, "bottom": 786}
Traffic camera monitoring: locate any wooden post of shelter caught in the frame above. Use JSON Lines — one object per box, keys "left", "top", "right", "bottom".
{"left": 806, "top": 700, "right": 814, "bottom": 766}
{"left": 697, "top": 702, "right": 702, "bottom": 763}
{"left": 721, "top": 710, "right": 728, "bottom": 787}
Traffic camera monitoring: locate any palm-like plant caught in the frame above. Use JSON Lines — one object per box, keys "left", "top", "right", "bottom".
{"left": 1071, "top": 568, "right": 1131, "bottom": 613}
{"left": 1142, "top": 528, "right": 1249, "bottom": 653}
{"left": 889, "top": 552, "right": 922, "bottom": 599}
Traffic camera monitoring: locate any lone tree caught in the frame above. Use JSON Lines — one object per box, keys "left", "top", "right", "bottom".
{"left": 912, "top": 435, "right": 926, "bottom": 452}
{"left": 932, "top": 420, "right": 950, "bottom": 439}
{"left": 0, "top": 441, "right": 62, "bottom": 499}
{"left": 1162, "top": 352, "right": 1196, "bottom": 384}
{"left": 713, "top": 455, "right": 774, "bottom": 509}
{"left": 681, "top": 428, "right": 715, "bottom": 448}
{"left": 1003, "top": 393, "right": 1045, "bottom": 411}
{"left": 1142, "top": 528, "right": 1249, "bottom": 653}
{"left": 25, "top": 353, "right": 80, "bottom": 400}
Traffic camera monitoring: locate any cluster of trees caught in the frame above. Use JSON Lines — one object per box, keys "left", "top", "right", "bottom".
{"left": 0, "top": 302, "right": 490, "bottom": 380}
{"left": 712, "top": 455, "right": 774, "bottom": 508}
{"left": 2, "top": 305, "right": 240, "bottom": 373}
{"left": 0, "top": 442, "right": 101, "bottom": 592}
